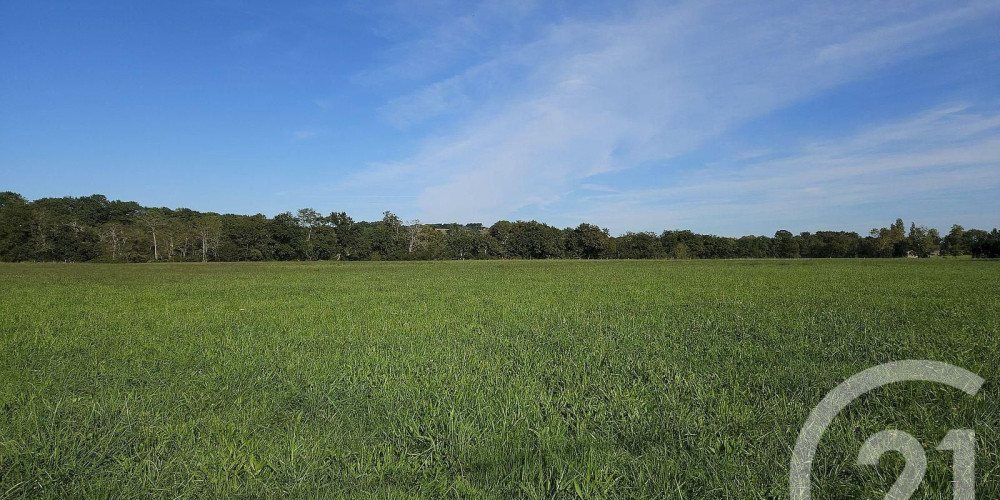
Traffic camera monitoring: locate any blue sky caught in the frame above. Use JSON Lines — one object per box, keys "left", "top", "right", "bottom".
{"left": 2, "top": 0, "right": 999, "bottom": 236}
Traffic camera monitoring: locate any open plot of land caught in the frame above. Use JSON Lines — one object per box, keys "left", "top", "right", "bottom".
{"left": 0, "top": 260, "right": 998, "bottom": 498}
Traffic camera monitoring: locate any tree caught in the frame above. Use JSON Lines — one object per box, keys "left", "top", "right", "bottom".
{"left": 0, "top": 192, "right": 34, "bottom": 261}
{"left": 295, "top": 208, "right": 322, "bottom": 259}
{"left": 195, "top": 215, "right": 222, "bottom": 262}
{"left": 444, "top": 226, "right": 474, "bottom": 260}
{"left": 923, "top": 228, "right": 941, "bottom": 257}
{"left": 328, "top": 211, "right": 364, "bottom": 260}
{"left": 774, "top": 230, "right": 800, "bottom": 258}
{"left": 406, "top": 219, "right": 425, "bottom": 254}
{"left": 28, "top": 205, "right": 56, "bottom": 260}
{"left": 982, "top": 230, "right": 1000, "bottom": 258}
{"left": 737, "top": 235, "right": 773, "bottom": 258}
{"left": 373, "top": 211, "right": 405, "bottom": 259}
{"left": 617, "top": 232, "right": 665, "bottom": 259}
{"left": 4, "top": 190, "right": 1000, "bottom": 263}
{"left": 945, "top": 225, "right": 965, "bottom": 256}
{"left": 138, "top": 209, "right": 167, "bottom": 261}
{"left": 661, "top": 230, "right": 705, "bottom": 258}
{"left": 807, "top": 231, "right": 860, "bottom": 258}
{"left": 702, "top": 235, "right": 738, "bottom": 259}
{"left": 219, "top": 214, "right": 271, "bottom": 261}
{"left": 98, "top": 222, "right": 127, "bottom": 260}
{"left": 489, "top": 221, "right": 515, "bottom": 259}
{"left": 296, "top": 208, "right": 320, "bottom": 242}
{"left": 270, "top": 212, "right": 305, "bottom": 260}
{"left": 419, "top": 226, "right": 448, "bottom": 259}
{"left": 890, "top": 218, "right": 907, "bottom": 257}
{"left": 867, "top": 228, "right": 890, "bottom": 258}
{"left": 309, "top": 220, "right": 337, "bottom": 260}
{"left": 503, "top": 221, "right": 563, "bottom": 259}
{"left": 963, "top": 229, "right": 989, "bottom": 258}
{"left": 382, "top": 211, "right": 402, "bottom": 238}
{"left": 670, "top": 242, "right": 690, "bottom": 259}
{"left": 567, "top": 223, "right": 609, "bottom": 259}
{"left": 161, "top": 217, "right": 186, "bottom": 261}
{"left": 475, "top": 231, "right": 500, "bottom": 259}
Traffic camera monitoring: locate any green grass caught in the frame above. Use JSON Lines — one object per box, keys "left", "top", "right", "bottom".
{"left": 0, "top": 260, "right": 997, "bottom": 498}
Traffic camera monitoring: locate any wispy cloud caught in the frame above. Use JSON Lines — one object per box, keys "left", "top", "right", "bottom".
{"left": 228, "top": 29, "right": 268, "bottom": 48}
{"left": 815, "top": 2, "right": 993, "bottom": 64}
{"left": 355, "top": 0, "right": 540, "bottom": 85}
{"left": 342, "top": 0, "right": 1000, "bottom": 230}
{"left": 570, "top": 104, "right": 1000, "bottom": 234}
{"left": 379, "top": 74, "right": 473, "bottom": 128}
{"left": 292, "top": 130, "right": 323, "bottom": 140}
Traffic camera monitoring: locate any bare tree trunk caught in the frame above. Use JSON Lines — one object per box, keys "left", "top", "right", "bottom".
{"left": 152, "top": 229, "right": 159, "bottom": 260}
{"left": 407, "top": 220, "right": 422, "bottom": 253}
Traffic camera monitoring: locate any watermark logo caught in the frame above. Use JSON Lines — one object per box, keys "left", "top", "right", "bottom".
{"left": 789, "top": 360, "right": 984, "bottom": 499}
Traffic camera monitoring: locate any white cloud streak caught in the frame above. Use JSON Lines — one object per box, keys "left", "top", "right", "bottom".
{"left": 350, "top": 0, "right": 1000, "bottom": 229}
{"left": 570, "top": 104, "right": 1000, "bottom": 234}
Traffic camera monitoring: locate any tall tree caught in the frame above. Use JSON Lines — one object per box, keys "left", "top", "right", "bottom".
{"left": 568, "top": 223, "right": 609, "bottom": 259}
{"left": 328, "top": 211, "right": 363, "bottom": 260}
{"left": 945, "top": 224, "right": 965, "bottom": 256}
{"left": 195, "top": 215, "right": 222, "bottom": 262}
{"left": 296, "top": 208, "right": 320, "bottom": 242}
{"left": 406, "top": 219, "right": 425, "bottom": 254}
{"left": 138, "top": 209, "right": 166, "bottom": 261}
{"left": 0, "top": 192, "right": 34, "bottom": 261}
{"left": 774, "top": 230, "right": 800, "bottom": 258}
{"left": 98, "top": 222, "right": 127, "bottom": 261}
{"left": 373, "top": 211, "right": 404, "bottom": 259}
{"left": 617, "top": 232, "right": 665, "bottom": 259}
{"left": 489, "top": 221, "right": 515, "bottom": 259}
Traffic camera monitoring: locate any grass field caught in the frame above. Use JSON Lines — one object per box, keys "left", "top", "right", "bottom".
{"left": 0, "top": 260, "right": 998, "bottom": 498}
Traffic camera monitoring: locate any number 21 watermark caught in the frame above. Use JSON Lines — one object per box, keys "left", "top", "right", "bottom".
{"left": 789, "top": 360, "right": 984, "bottom": 499}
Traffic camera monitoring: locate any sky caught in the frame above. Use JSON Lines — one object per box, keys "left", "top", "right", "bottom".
{"left": 1, "top": 0, "right": 999, "bottom": 236}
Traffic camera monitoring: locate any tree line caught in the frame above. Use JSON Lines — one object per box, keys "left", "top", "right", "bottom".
{"left": 1, "top": 192, "right": 998, "bottom": 262}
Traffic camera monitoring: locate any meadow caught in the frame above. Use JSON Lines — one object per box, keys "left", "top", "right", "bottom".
{"left": 0, "top": 259, "right": 997, "bottom": 498}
